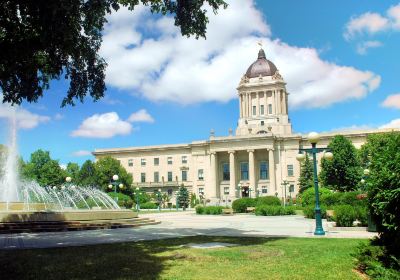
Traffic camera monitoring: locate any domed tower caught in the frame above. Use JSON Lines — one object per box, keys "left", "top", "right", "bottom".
{"left": 236, "top": 48, "right": 292, "bottom": 136}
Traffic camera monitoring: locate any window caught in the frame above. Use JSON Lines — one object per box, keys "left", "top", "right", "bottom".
{"left": 260, "top": 105, "right": 264, "bottom": 115}
{"left": 182, "top": 170, "right": 187, "bottom": 181}
{"left": 168, "top": 172, "right": 173, "bottom": 182}
{"left": 289, "top": 184, "right": 295, "bottom": 193}
{"left": 268, "top": 104, "right": 273, "bottom": 114}
{"left": 128, "top": 159, "right": 133, "bottom": 167}
{"left": 167, "top": 157, "right": 173, "bottom": 165}
{"left": 262, "top": 186, "right": 268, "bottom": 194}
{"left": 141, "top": 158, "right": 146, "bottom": 166}
{"left": 287, "top": 164, "right": 294, "bottom": 177}
{"left": 198, "top": 169, "right": 204, "bottom": 181}
{"left": 168, "top": 189, "right": 173, "bottom": 196}
{"left": 240, "top": 162, "right": 249, "bottom": 180}
{"left": 261, "top": 121, "right": 264, "bottom": 126}
{"left": 252, "top": 105, "right": 256, "bottom": 115}
{"left": 181, "top": 156, "right": 187, "bottom": 164}
{"left": 141, "top": 172, "right": 146, "bottom": 183}
{"left": 154, "top": 158, "right": 159, "bottom": 166}
{"left": 222, "top": 163, "right": 230, "bottom": 181}
{"left": 259, "top": 161, "right": 269, "bottom": 180}
{"left": 224, "top": 187, "right": 230, "bottom": 195}
{"left": 198, "top": 188, "right": 204, "bottom": 195}
{"left": 154, "top": 172, "right": 159, "bottom": 183}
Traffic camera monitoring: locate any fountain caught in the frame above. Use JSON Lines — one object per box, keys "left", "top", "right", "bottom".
{"left": 0, "top": 108, "right": 157, "bottom": 232}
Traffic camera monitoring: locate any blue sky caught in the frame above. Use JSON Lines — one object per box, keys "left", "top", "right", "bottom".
{"left": 1, "top": 0, "right": 399, "bottom": 166}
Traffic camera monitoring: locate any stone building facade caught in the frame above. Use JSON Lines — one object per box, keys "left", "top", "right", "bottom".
{"left": 93, "top": 48, "right": 393, "bottom": 204}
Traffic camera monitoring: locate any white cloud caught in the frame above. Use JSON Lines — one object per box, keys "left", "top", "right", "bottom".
{"left": 356, "top": 40, "right": 383, "bottom": 55}
{"left": 72, "top": 150, "right": 92, "bottom": 157}
{"left": 71, "top": 112, "right": 132, "bottom": 138}
{"left": 382, "top": 94, "right": 400, "bottom": 109}
{"left": 54, "top": 113, "right": 64, "bottom": 120}
{"left": 127, "top": 109, "right": 154, "bottom": 123}
{"left": 344, "top": 3, "right": 400, "bottom": 40}
{"left": 100, "top": 0, "right": 380, "bottom": 109}
{"left": 380, "top": 118, "right": 400, "bottom": 129}
{"left": 0, "top": 102, "right": 50, "bottom": 129}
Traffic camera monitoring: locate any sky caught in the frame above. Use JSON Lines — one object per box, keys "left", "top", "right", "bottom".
{"left": 1, "top": 0, "right": 400, "bottom": 166}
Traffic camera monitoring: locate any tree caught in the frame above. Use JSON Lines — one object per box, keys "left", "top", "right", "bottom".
{"left": 21, "top": 149, "right": 66, "bottom": 186}
{"left": 320, "top": 135, "right": 362, "bottom": 192}
{"left": 298, "top": 153, "right": 313, "bottom": 193}
{"left": 77, "top": 160, "right": 97, "bottom": 186}
{"left": 94, "top": 156, "right": 132, "bottom": 193}
{"left": 0, "top": 0, "right": 227, "bottom": 106}
{"left": 177, "top": 185, "right": 189, "bottom": 210}
{"left": 66, "top": 162, "right": 80, "bottom": 182}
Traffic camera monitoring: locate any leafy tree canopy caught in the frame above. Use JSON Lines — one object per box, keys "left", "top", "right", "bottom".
{"left": 66, "top": 162, "right": 80, "bottom": 182}
{"left": 94, "top": 156, "right": 133, "bottom": 193}
{"left": 0, "top": 0, "right": 227, "bottom": 106}
{"left": 77, "top": 159, "right": 97, "bottom": 187}
{"left": 320, "top": 135, "right": 362, "bottom": 192}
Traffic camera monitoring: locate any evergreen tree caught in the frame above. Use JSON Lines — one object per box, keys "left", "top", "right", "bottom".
{"left": 320, "top": 135, "right": 362, "bottom": 191}
{"left": 177, "top": 185, "right": 189, "bottom": 210}
{"left": 298, "top": 153, "right": 314, "bottom": 193}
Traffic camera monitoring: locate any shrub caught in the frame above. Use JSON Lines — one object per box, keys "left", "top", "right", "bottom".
{"left": 255, "top": 196, "right": 281, "bottom": 206}
{"left": 255, "top": 205, "right": 295, "bottom": 216}
{"left": 355, "top": 206, "right": 368, "bottom": 226}
{"left": 232, "top": 198, "right": 256, "bottom": 213}
{"left": 196, "top": 206, "right": 224, "bottom": 215}
{"left": 334, "top": 205, "right": 356, "bottom": 227}
{"left": 299, "top": 187, "right": 332, "bottom": 207}
{"left": 303, "top": 205, "right": 327, "bottom": 219}
{"left": 107, "top": 192, "right": 134, "bottom": 208}
{"left": 140, "top": 202, "right": 158, "bottom": 209}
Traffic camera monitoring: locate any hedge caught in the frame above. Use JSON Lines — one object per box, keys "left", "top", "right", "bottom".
{"left": 255, "top": 196, "right": 281, "bottom": 206}
{"left": 334, "top": 205, "right": 356, "bottom": 227}
{"left": 140, "top": 202, "right": 158, "bottom": 209}
{"left": 107, "top": 192, "right": 134, "bottom": 208}
{"left": 195, "top": 206, "right": 224, "bottom": 215}
{"left": 255, "top": 205, "right": 295, "bottom": 216}
{"left": 232, "top": 198, "right": 256, "bottom": 213}
{"left": 303, "top": 205, "right": 327, "bottom": 219}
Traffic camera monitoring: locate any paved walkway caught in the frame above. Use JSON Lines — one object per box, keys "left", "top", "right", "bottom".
{"left": 0, "top": 212, "right": 376, "bottom": 249}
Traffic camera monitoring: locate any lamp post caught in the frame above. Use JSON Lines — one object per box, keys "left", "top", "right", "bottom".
{"left": 109, "top": 174, "right": 123, "bottom": 203}
{"left": 281, "top": 180, "right": 289, "bottom": 207}
{"left": 134, "top": 187, "right": 141, "bottom": 211}
{"left": 155, "top": 188, "right": 162, "bottom": 211}
{"left": 237, "top": 183, "right": 242, "bottom": 198}
{"left": 248, "top": 187, "right": 253, "bottom": 198}
{"left": 175, "top": 191, "right": 180, "bottom": 210}
{"left": 297, "top": 132, "right": 333, "bottom": 236}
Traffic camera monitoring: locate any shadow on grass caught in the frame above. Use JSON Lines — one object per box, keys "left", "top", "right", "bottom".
{"left": 0, "top": 228, "right": 287, "bottom": 280}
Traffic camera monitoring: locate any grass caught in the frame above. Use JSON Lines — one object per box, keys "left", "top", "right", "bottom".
{"left": 0, "top": 236, "right": 367, "bottom": 280}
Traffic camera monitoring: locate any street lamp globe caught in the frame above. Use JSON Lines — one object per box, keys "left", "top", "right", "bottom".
{"left": 308, "top": 132, "right": 320, "bottom": 144}
{"left": 296, "top": 153, "right": 306, "bottom": 162}
{"left": 135, "top": 187, "right": 140, "bottom": 191}
{"left": 363, "top": 169, "right": 370, "bottom": 176}
{"left": 108, "top": 184, "right": 113, "bottom": 189}
{"left": 324, "top": 151, "right": 333, "bottom": 160}
{"left": 361, "top": 179, "right": 365, "bottom": 184}
{"left": 65, "top": 176, "right": 72, "bottom": 183}
{"left": 158, "top": 188, "right": 161, "bottom": 192}
{"left": 119, "top": 183, "right": 124, "bottom": 189}
{"left": 112, "top": 174, "right": 119, "bottom": 181}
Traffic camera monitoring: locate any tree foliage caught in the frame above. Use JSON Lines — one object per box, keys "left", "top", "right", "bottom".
{"left": 94, "top": 156, "right": 132, "bottom": 193}
{"left": 77, "top": 160, "right": 97, "bottom": 186}
{"left": 320, "top": 135, "right": 362, "bottom": 191}
{"left": 66, "top": 162, "right": 80, "bottom": 182}
{"left": 0, "top": 0, "right": 227, "bottom": 106}
{"left": 298, "top": 153, "right": 313, "bottom": 193}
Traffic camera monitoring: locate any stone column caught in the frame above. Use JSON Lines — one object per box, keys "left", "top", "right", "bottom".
{"left": 248, "top": 149, "right": 256, "bottom": 196}
{"left": 228, "top": 151, "right": 236, "bottom": 198}
{"left": 269, "top": 149, "right": 276, "bottom": 192}
{"left": 209, "top": 152, "right": 217, "bottom": 198}
{"left": 257, "top": 93, "right": 260, "bottom": 116}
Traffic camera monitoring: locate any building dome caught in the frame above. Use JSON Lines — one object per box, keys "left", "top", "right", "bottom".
{"left": 245, "top": 49, "right": 278, "bottom": 78}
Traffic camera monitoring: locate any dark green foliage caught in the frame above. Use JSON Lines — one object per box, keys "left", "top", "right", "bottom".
{"left": 195, "top": 206, "right": 224, "bottom": 215}
{"left": 66, "top": 162, "right": 80, "bottom": 182}
{"left": 140, "top": 202, "right": 158, "bottom": 209}
{"left": 298, "top": 153, "right": 314, "bottom": 193}
{"left": 354, "top": 241, "right": 400, "bottom": 280}
{"left": 77, "top": 160, "right": 97, "bottom": 186}
{"left": 303, "top": 205, "right": 327, "bottom": 219}
{"left": 0, "top": 0, "right": 227, "bottom": 106}
{"left": 333, "top": 205, "right": 356, "bottom": 227}
{"left": 94, "top": 156, "right": 132, "bottom": 193}
{"left": 299, "top": 187, "right": 332, "bottom": 207}
{"left": 320, "top": 135, "right": 362, "bottom": 191}
{"left": 177, "top": 185, "right": 189, "bottom": 209}
{"left": 355, "top": 206, "right": 368, "bottom": 227}
{"left": 107, "top": 192, "right": 133, "bottom": 209}
{"left": 190, "top": 193, "right": 199, "bottom": 208}
{"left": 255, "top": 196, "right": 281, "bottom": 206}
{"left": 232, "top": 198, "right": 256, "bottom": 213}
{"left": 255, "top": 205, "right": 295, "bottom": 216}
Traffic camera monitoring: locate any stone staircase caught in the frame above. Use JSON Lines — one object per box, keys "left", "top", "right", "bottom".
{"left": 0, "top": 217, "right": 160, "bottom": 234}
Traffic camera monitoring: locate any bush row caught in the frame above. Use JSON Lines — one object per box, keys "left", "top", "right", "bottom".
{"left": 299, "top": 188, "right": 367, "bottom": 207}
{"left": 232, "top": 196, "right": 281, "bottom": 213}
{"left": 333, "top": 205, "right": 368, "bottom": 227}
{"left": 140, "top": 202, "right": 158, "bottom": 209}
{"left": 255, "top": 205, "right": 296, "bottom": 216}
{"left": 195, "top": 206, "right": 224, "bottom": 215}
{"left": 107, "top": 192, "right": 134, "bottom": 209}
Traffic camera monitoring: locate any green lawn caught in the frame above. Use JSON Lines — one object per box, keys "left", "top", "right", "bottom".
{"left": 0, "top": 236, "right": 366, "bottom": 280}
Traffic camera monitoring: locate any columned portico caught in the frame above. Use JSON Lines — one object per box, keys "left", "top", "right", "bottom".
{"left": 228, "top": 151, "right": 236, "bottom": 198}
{"left": 268, "top": 149, "right": 276, "bottom": 192}
{"left": 248, "top": 149, "right": 256, "bottom": 195}
{"left": 209, "top": 152, "right": 218, "bottom": 198}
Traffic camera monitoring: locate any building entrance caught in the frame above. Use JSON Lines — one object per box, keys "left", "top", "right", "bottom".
{"left": 242, "top": 187, "right": 249, "bottom": 198}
